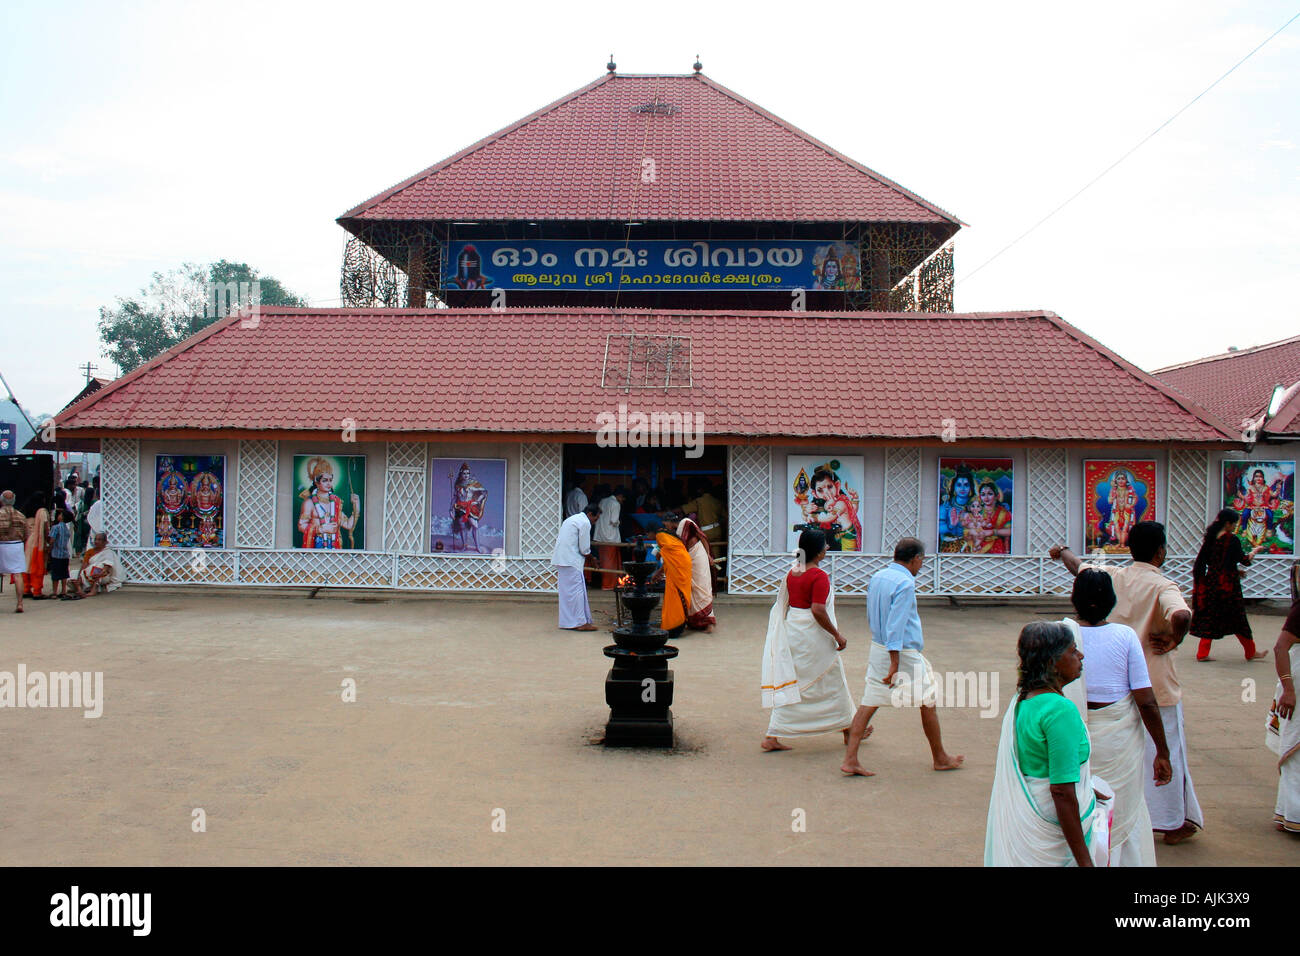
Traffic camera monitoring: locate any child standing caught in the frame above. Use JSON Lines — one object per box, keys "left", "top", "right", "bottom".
{"left": 48, "top": 509, "right": 72, "bottom": 598}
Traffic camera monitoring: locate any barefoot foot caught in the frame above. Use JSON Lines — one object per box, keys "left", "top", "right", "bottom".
{"left": 1250, "top": 650, "right": 1269, "bottom": 661}
{"left": 1162, "top": 823, "right": 1199, "bottom": 845}
{"left": 840, "top": 761, "right": 876, "bottom": 776}
{"left": 933, "top": 754, "right": 965, "bottom": 771}
{"left": 761, "top": 737, "right": 792, "bottom": 752}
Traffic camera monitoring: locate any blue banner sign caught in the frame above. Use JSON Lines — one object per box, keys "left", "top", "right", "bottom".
{"left": 442, "top": 240, "right": 863, "bottom": 291}
{"left": 0, "top": 422, "right": 17, "bottom": 455}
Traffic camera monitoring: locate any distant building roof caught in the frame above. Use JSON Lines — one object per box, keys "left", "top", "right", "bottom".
{"left": 1155, "top": 335, "right": 1300, "bottom": 439}
{"left": 339, "top": 72, "right": 963, "bottom": 227}
{"left": 55, "top": 308, "right": 1237, "bottom": 445}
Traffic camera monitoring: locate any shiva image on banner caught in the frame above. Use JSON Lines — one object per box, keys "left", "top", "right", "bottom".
{"left": 293, "top": 455, "right": 366, "bottom": 549}
{"left": 155, "top": 455, "right": 224, "bottom": 548}
{"left": 1222, "top": 460, "right": 1295, "bottom": 555}
{"left": 431, "top": 458, "right": 506, "bottom": 555}
{"left": 938, "top": 458, "right": 1013, "bottom": 554}
{"left": 786, "top": 456, "right": 864, "bottom": 552}
{"left": 1084, "top": 459, "right": 1155, "bottom": 555}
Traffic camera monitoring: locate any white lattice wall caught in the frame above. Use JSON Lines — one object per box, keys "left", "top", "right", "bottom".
{"left": 519, "top": 442, "right": 563, "bottom": 555}
{"left": 1167, "top": 449, "right": 1210, "bottom": 555}
{"left": 881, "top": 446, "right": 921, "bottom": 549}
{"left": 100, "top": 438, "right": 140, "bottom": 548}
{"left": 728, "top": 445, "right": 770, "bottom": 553}
{"left": 234, "top": 439, "right": 277, "bottom": 549}
{"left": 1027, "top": 447, "right": 1069, "bottom": 554}
{"left": 382, "top": 442, "right": 427, "bottom": 552}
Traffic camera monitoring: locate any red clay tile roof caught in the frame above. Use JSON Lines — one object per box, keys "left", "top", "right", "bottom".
{"left": 339, "top": 73, "right": 962, "bottom": 226}
{"left": 57, "top": 309, "right": 1238, "bottom": 444}
{"left": 1155, "top": 335, "right": 1300, "bottom": 435}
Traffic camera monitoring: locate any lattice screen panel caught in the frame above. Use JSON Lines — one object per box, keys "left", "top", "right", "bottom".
{"left": 881, "top": 447, "right": 921, "bottom": 549}
{"left": 235, "top": 439, "right": 278, "bottom": 548}
{"left": 935, "top": 555, "right": 1042, "bottom": 595}
{"left": 1027, "top": 447, "right": 1069, "bottom": 554}
{"left": 1167, "top": 450, "right": 1210, "bottom": 555}
{"left": 1241, "top": 556, "right": 1292, "bottom": 599}
{"left": 728, "top": 553, "right": 795, "bottom": 595}
{"left": 238, "top": 549, "right": 395, "bottom": 587}
{"left": 728, "top": 445, "right": 771, "bottom": 554}
{"left": 100, "top": 438, "right": 139, "bottom": 548}
{"left": 110, "top": 548, "right": 1292, "bottom": 598}
{"left": 383, "top": 442, "right": 427, "bottom": 552}
{"left": 520, "top": 443, "right": 563, "bottom": 556}
{"left": 826, "top": 553, "right": 894, "bottom": 594}
{"left": 396, "top": 555, "right": 555, "bottom": 592}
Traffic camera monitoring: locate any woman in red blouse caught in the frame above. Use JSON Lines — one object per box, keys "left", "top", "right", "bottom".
{"left": 761, "top": 529, "right": 859, "bottom": 757}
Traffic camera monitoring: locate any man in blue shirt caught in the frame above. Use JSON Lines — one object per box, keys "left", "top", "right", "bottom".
{"left": 841, "top": 537, "right": 964, "bottom": 776}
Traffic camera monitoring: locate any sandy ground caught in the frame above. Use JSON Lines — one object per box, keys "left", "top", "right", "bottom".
{"left": 0, "top": 585, "right": 1294, "bottom": 866}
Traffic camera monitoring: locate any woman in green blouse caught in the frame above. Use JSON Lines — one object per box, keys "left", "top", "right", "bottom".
{"left": 986, "top": 621, "right": 1110, "bottom": 866}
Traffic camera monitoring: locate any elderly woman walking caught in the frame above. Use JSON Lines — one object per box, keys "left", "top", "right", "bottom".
{"left": 1061, "top": 569, "right": 1172, "bottom": 866}
{"left": 760, "top": 530, "right": 857, "bottom": 757}
{"left": 986, "top": 621, "right": 1110, "bottom": 866}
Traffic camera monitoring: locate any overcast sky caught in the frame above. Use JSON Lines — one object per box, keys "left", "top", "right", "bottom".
{"left": 2, "top": 0, "right": 1297, "bottom": 416}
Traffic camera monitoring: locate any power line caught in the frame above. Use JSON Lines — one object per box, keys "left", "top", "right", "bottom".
{"left": 960, "top": 8, "right": 1300, "bottom": 286}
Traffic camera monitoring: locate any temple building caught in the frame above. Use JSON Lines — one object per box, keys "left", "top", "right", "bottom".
{"left": 54, "top": 67, "right": 1296, "bottom": 598}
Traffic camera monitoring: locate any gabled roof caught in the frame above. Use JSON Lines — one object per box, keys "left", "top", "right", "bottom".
{"left": 56, "top": 308, "right": 1238, "bottom": 445}
{"left": 23, "top": 377, "right": 112, "bottom": 451}
{"left": 1155, "top": 335, "right": 1300, "bottom": 436}
{"left": 339, "top": 72, "right": 963, "bottom": 227}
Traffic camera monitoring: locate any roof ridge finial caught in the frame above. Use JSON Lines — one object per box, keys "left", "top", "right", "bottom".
{"left": 692, "top": 54, "right": 702, "bottom": 73}
{"left": 607, "top": 54, "right": 616, "bottom": 74}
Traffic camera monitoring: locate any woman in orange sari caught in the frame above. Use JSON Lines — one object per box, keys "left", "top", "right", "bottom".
{"left": 651, "top": 517, "right": 693, "bottom": 639}
{"left": 23, "top": 492, "right": 50, "bottom": 599}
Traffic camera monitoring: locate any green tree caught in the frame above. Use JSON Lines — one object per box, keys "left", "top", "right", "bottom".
{"left": 98, "top": 261, "right": 307, "bottom": 373}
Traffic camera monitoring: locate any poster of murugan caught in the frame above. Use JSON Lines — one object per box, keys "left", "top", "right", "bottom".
{"left": 1084, "top": 460, "right": 1156, "bottom": 554}
{"left": 292, "top": 455, "right": 366, "bottom": 549}
{"left": 786, "top": 456, "right": 865, "bottom": 552}
{"left": 1222, "top": 460, "right": 1295, "bottom": 555}
{"left": 155, "top": 455, "right": 224, "bottom": 548}
{"left": 938, "top": 458, "right": 1013, "bottom": 554}
{"left": 430, "top": 458, "right": 507, "bottom": 555}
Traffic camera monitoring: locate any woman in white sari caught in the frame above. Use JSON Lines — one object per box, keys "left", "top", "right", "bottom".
{"left": 986, "top": 621, "right": 1110, "bottom": 866}
{"left": 1059, "top": 569, "right": 1171, "bottom": 866}
{"left": 761, "top": 529, "right": 857, "bottom": 755}
{"left": 1268, "top": 597, "right": 1300, "bottom": 833}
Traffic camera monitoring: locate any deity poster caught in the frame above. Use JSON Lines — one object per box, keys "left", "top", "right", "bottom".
{"left": 155, "top": 455, "right": 224, "bottom": 548}
{"left": 430, "top": 458, "right": 507, "bottom": 555}
{"left": 937, "top": 458, "right": 1013, "bottom": 554}
{"left": 1084, "top": 460, "right": 1156, "bottom": 554}
{"left": 292, "top": 455, "right": 366, "bottom": 549}
{"left": 786, "top": 456, "right": 865, "bottom": 552}
{"left": 1222, "top": 460, "right": 1295, "bottom": 555}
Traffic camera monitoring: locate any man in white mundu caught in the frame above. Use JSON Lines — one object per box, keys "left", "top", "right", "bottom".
{"left": 842, "top": 538, "right": 964, "bottom": 776}
{"left": 552, "top": 504, "right": 600, "bottom": 632}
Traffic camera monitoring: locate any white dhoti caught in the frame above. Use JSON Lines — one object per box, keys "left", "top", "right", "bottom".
{"left": 985, "top": 699, "right": 1107, "bottom": 867}
{"left": 860, "top": 641, "right": 936, "bottom": 708}
{"left": 1268, "top": 645, "right": 1300, "bottom": 832}
{"left": 1089, "top": 695, "right": 1157, "bottom": 866}
{"left": 1143, "top": 701, "right": 1203, "bottom": 832}
{"left": 555, "top": 565, "right": 591, "bottom": 628}
{"left": 762, "top": 582, "right": 854, "bottom": 737}
{"left": 0, "top": 540, "right": 26, "bottom": 575}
